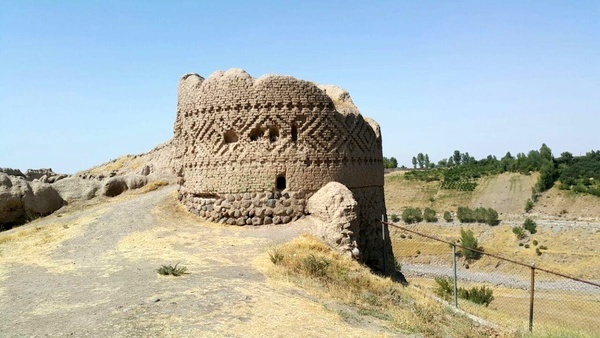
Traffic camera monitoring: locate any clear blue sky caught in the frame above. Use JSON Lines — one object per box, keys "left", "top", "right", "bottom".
{"left": 1, "top": 1, "right": 598, "bottom": 173}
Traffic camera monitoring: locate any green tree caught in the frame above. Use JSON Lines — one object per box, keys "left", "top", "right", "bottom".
{"left": 453, "top": 150, "right": 461, "bottom": 165}
{"left": 540, "top": 143, "right": 553, "bottom": 163}
{"left": 412, "top": 156, "right": 417, "bottom": 169}
{"left": 438, "top": 158, "right": 448, "bottom": 167}
{"left": 417, "top": 153, "right": 425, "bottom": 169}
{"left": 424, "top": 154, "right": 431, "bottom": 168}
{"left": 390, "top": 157, "right": 398, "bottom": 168}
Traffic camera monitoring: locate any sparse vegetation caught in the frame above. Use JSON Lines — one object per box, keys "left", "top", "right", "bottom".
{"left": 156, "top": 263, "right": 188, "bottom": 276}
{"left": 390, "top": 213, "right": 400, "bottom": 222}
{"left": 434, "top": 277, "right": 494, "bottom": 306}
{"left": 525, "top": 199, "right": 534, "bottom": 212}
{"left": 141, "top": 180, "right": 170, "bottom": 193}
{"left": 267, "top": 234, "right": 498, "bottom": 337}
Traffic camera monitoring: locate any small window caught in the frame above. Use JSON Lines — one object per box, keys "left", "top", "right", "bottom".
{"left": 276, "top": 176, "right": 286, "bottom": 190}
{"left": 269, "top": 126, "right": 279, "bottom": 142}
{"left": 291, "top": 123, "right": 298, "bottom": 142}
{"left": 224, "top": 130, "right": 238, "bottom": 143}
{"left": 250, "top": 127, "right": 265, "bottom": 141}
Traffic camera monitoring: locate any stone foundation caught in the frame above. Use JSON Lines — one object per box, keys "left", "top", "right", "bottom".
{"left": 181, "top": 189, "right": 306, "bottom": 226}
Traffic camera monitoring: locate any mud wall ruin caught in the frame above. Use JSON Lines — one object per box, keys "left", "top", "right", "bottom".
{"left": 174, "top": 69, "right": 393, "bottom": 274}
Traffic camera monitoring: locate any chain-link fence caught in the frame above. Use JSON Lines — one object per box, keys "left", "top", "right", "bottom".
{"left": 381, "top": 219, "right": 600, "bottom": 336}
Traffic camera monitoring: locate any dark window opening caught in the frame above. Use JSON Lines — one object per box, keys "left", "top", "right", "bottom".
{"left": 224, "top": 130, "right": 239, "bottom": 143}
{"left": 276, "top": 176, "right": 286, "bottom": 190}
{"left": 269, "top": 126, "right": 279, "bottom": 142}
{"left": 291, "top": 123, "right": 298, "bottom": 142}
{"left": 250, "top": 127, "right": 265, "bottom": 141}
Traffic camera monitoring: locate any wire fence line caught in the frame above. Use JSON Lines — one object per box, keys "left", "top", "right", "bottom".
{"left": 380, "top": 219, "right": 600, "bottom": 336}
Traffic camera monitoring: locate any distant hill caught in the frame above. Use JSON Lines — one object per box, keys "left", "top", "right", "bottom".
{"left": 384, "top": 170, "right": 600, "bottom": 221}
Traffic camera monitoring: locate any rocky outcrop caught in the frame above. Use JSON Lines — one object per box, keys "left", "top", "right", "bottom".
{"left": 1, "top": 171, "right": 150, "bottom": 228}
{"left": 306, "top": 182, "right": 360, "bottom": 259}
{"left": 52, "top": 177, "right": 101, "bottom": 202}
{"left": 101, "top": 175, "right": 148, "bottom": 198}
{"left": 0, "top": 173, "right": 64, "bottom": 226}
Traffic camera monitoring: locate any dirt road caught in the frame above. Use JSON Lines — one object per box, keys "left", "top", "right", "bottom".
{"left": 0, "top": 186, "right": 398, "bottom": 337}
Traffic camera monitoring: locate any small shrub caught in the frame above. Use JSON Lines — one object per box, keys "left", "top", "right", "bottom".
{"left": 458, "top": 285, "right": 495, "bottom": 306}
{"left": 390, "top": 214, "right": 400, "bottom": 222}
{"left": 416, "top": 250, "right": 421, "bottom": 255}
{"left": 512, "top": 226, "right": 526, "bottom": 240}
{"left": 443, "top": 211, "right": 453, "bottom": 223}
{"left": 459, "top": 228, "right": 481, "bottom": 261}
{"left": 518, "top": 243, "right": 524, "bottom": 247}
{"left": 434, "top": 277, "right": 453, "bottom": 297}
{"left": 523, "top": 218, "right": 537, "bottom": 234}
{"left": 423, "top": 208, "right": 438, "bottom": 222}
{"left": 536, "top": 248, "right": 542, "bottom": 256}
{"left": 302, "top": 254, "right": 331, "bottom": 278}
{"left": 269, "top": 249, "right": 284, "bottom": 264}
{"left": 400, "top": 234, "right": 406, "bottom": 239}
{"left": 524, "top": 244, "right": 530, "bottom": 248}
{"left": 434, "top": 277, "right": 494, "bottom": 306}
{"left": 532, "top": 240, "right": 538, "bottom": 246}
{"left": 402, "top": 208, "right": 423, "bottom": 224}
{"left": 525, "top": 199, "right": 534, "bottom": 212}
{"left": 157, "top": 263, "right": 188, "bottom": 276}
{"left": 539, "top": 245, "right": 548, "bottom": 250}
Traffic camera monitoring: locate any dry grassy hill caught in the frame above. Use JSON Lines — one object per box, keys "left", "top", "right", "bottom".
{"left": 385, "top": 170, "right": 600, "bottom": 221}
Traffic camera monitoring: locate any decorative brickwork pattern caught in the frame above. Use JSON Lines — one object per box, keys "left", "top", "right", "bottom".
{"left": 174, "top": 69, "right": 394, "bottom": 274}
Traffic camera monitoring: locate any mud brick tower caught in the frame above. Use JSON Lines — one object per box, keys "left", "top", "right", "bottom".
{"left": 174, "top": 68, "right": 394, "bottom": 274}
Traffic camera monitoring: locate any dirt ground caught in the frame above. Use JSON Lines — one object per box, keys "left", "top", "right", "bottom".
{"left": 0, "top": 186, "right": 402, "bottom": 338}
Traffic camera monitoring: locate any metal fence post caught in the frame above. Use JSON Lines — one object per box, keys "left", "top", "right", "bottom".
{"left": 529, "top": 263, "right": 536, "bottom": 332}
{"left": 452, "top": 244, "right": 458, "bottom": 308}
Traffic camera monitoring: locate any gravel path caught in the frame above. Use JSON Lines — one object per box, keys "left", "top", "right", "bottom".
{"left": 402, "top": 264, "right": 600, "bottom": 293}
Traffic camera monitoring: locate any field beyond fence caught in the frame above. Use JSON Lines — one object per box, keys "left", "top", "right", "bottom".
{"left": 382, "top": 220, "right": 600, "bottom": 337}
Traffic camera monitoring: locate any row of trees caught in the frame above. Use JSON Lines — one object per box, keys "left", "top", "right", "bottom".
{"left": 401, "top": 144, "right": 600, "bottom": 199}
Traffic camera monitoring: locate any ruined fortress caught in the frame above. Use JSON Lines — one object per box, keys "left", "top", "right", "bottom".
{"left": 174, "top": 69, "right": 393, "bottom": 273}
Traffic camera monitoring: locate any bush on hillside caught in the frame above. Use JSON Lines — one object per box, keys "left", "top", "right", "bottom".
{"left": 443, "top": 211, "right": 453, "bottom": 222}
{"left": 523, "top": 218, "right": 537, "bottom": 234}
{"left": 402, "top": 208, "right": 423, "bottom": 224}
{"left": 423, "top": 208, "right": 437, "bottom": 222}
{"left": 456, "top": 207, "right": 499, "bottom": 226}
{"left": 459, "top": 228, "right": 481, "bottom": 261}
{"left": 512, "top": 226, "right": 526, "bottom": 240}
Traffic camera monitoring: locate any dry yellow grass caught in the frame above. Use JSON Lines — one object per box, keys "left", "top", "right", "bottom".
{"left": 263, "top": 234, "right": 506, "bottom": 337}
{"left": 0, "top": 210, "right": 105, "bottom": 273}
{"left": 411, "top": 277, "right": 599, "bottom": 338}
{"left": 139, "top": 180, "right": 170, "bottom": 193}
